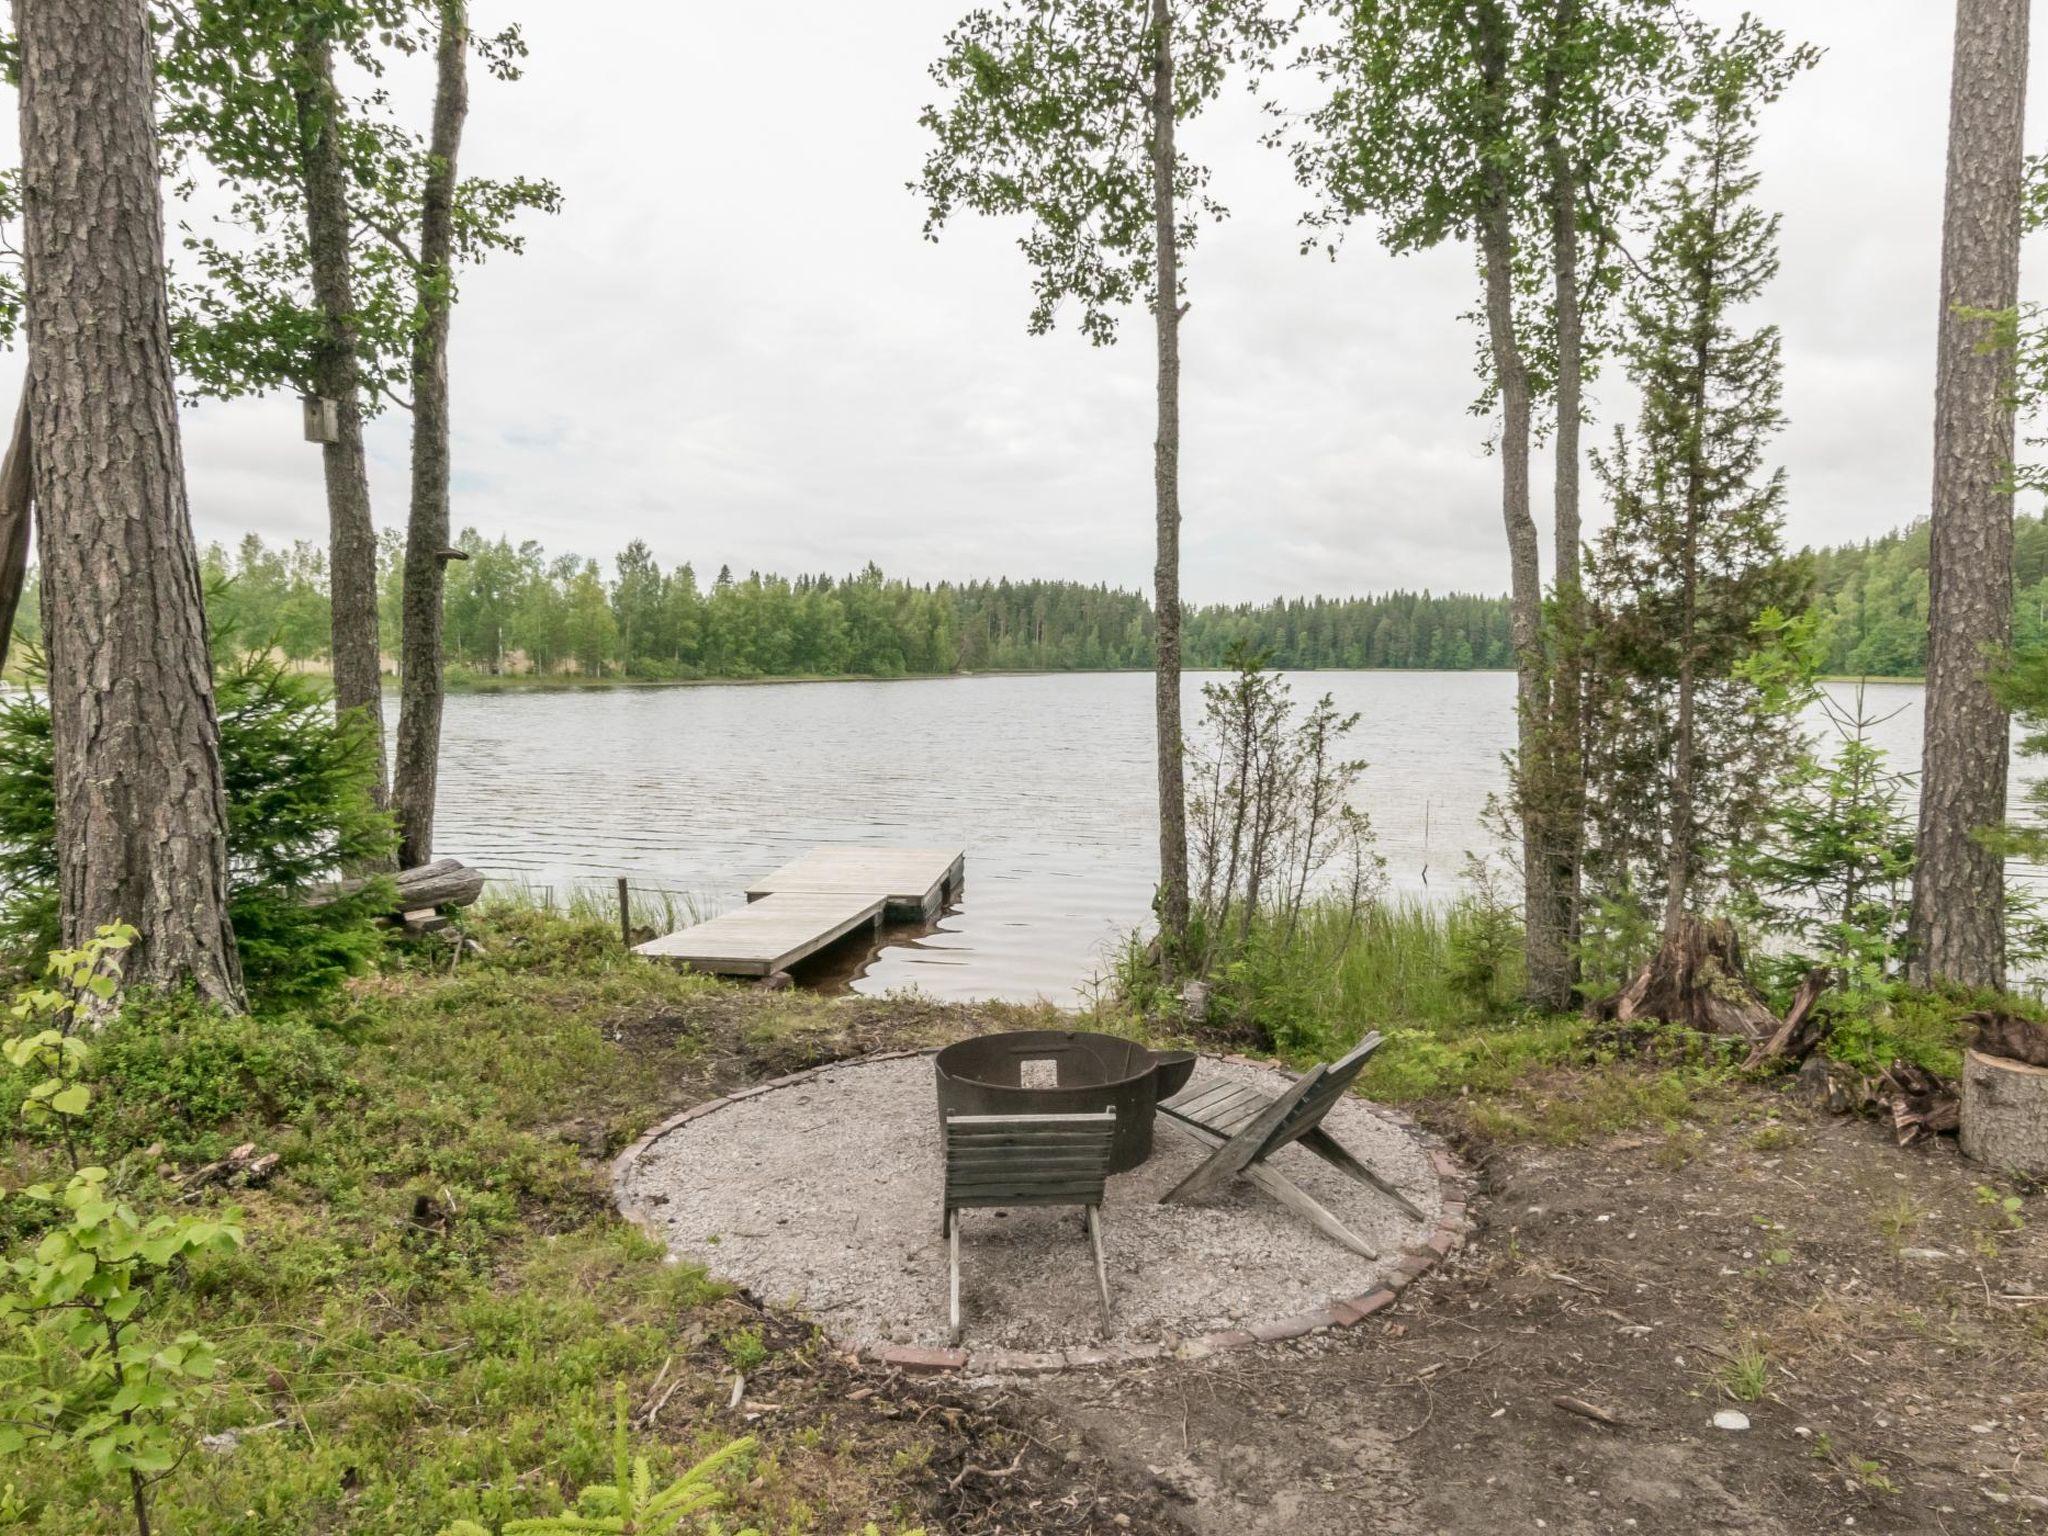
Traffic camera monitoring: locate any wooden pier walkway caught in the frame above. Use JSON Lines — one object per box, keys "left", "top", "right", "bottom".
{"left": 633, "top": 846, "right": 964, "bottom": 978}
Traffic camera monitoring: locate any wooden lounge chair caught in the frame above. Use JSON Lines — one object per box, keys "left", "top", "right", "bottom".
{"left": 942, "top": 1110, "right": 1116, "bottom": 1345}
{"left": 1155, "top": 1033, "right": 1426, "bottom": 1257}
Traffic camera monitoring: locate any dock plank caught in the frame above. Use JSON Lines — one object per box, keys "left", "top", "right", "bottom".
{"left": 633, "top": 891, "right": 886, "bottom": 977}
{"left": 745, "top": 845, "right": 964, "bottom": 919}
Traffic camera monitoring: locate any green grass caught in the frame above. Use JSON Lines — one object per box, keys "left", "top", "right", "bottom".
{"left": 0, "top": 909, "right": 955, "bottom": 1534}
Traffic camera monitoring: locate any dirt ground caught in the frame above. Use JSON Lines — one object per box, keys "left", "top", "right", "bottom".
{"left": 1000, "top": 1094, "right": 2048, "bottom": 1535}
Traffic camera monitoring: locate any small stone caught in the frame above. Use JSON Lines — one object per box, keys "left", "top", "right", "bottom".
{"left": 1712, "top": 1409, "right": 1750, "bottom": 1431}
{"left": 1899, "top": 1247, "right": 1950, "bottom": 1262}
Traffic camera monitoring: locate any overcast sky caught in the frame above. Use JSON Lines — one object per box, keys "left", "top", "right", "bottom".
{"left": 13, "top": 0, "right": 2048, "bottom": 605}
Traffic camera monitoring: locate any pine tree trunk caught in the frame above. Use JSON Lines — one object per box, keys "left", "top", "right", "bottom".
{"left": 1473, "top": 0, "right": 1557, "bottom": 1005}
{"left": 1150, "top": 0, "right": 1191, "bottom": 964}
{"left": 294, "top": 23, "right": 391, "bottom": 821}
{"left": 392, "top": 0, "right": 468, "bottom": 869}
{"left": 15, "top": 0, "right": 244, "bottom": 1007}
{"left": 1909, "top": 0, "right": 2028, "bottom": 992}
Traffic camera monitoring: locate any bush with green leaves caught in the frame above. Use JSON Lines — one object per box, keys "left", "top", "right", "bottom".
{"left": 0, "top": 648, "right": 394, "bottom": 1005}
{"left": 0, "top": 926, "right": 242, "bottom": 1536}
{"left": 73, "top": 993, "right": 356, "bottom": 1163}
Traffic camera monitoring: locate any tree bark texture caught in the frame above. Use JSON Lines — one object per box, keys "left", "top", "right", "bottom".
{"left": 14, "top": 0, "right": 244, "bottom": 1006}
{"left": 1909, "top": 0, "right": 2028, "bottom": 992}
{"left": 1150, "top": 0, "right": 1191, "bottom": 961}
{"left": 1663, "top": 175, "right": 1718, "bottom": 939}
{"left": 1472, "top": 0, "right": 1558, "bottom": 1005}
{"left": 393, "top": 0, "right": 468, "bottom": 869}
{"left": 294, "top": 23, "right": 390, "bottom": 816}
{"left": 0, "top": 391, "right": 33, "bottom": 675}
{"left": 1959, "top": 1048, "right": 2048, "bottom": 1176}
{"left": 1532, "top": 0, "right": 1585, "bottom": 1008}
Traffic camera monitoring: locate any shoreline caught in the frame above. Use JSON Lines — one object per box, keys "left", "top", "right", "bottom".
{"left": 0, "top": 663, "right": 1932, "bottom": 694}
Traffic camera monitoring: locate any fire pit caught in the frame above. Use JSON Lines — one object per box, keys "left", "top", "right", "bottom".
{"left": 934, "top": 1029, "right": 1197, "bottom": 1173}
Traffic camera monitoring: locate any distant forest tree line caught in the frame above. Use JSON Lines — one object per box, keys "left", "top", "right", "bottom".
{"left": 9, "top": 513, "right": 2042, "bottom": 683}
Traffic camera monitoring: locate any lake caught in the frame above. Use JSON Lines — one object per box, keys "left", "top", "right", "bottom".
{"left": 430, "top": 670, "right": 1950, "bottom": 1003}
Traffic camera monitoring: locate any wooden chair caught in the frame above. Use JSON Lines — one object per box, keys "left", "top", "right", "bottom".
{"left": 1155, "top": 1033, "right": 1425, "bottom": 1257}
{"left": 942, "top": 1111, "right": 1116, "bottom": 1345}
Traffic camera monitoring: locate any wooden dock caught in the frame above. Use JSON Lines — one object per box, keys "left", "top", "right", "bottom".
{"left": 634, "top": 846, "right": 964, "bottom": 978}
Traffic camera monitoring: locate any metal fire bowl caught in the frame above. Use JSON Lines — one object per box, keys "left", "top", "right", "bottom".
{"left": 935, "top": 1029, "right": 1196, "bottom": 1174}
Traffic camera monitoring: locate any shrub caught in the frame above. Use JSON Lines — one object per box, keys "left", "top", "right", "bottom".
{"left": 0, "top": 649, "right": 394, "bottom": 1006}
{"left": 81, "top": 994, "right": 356, "bottom": 1161}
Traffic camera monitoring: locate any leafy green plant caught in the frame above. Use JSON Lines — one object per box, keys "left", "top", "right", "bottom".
{"left": 720, "top": 1328, "right": 767, "bottom": 1375}
{"left": 439, "top": 1383, "right": 758, "bottom": 1535}
{"left": 1445, "top": 853, "right": 1523, "bottom": 1015}
{"left": 78, "top": 993, "right": 355, "bottom": 1163}
{"left": 0, "top": 926, "right": 243, "bottom": 1536}
{"left": 1975, "top": 1184, "right": 2026, "bottom": 1232}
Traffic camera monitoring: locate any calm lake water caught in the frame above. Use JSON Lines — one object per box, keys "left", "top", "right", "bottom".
{"left": 430, "top": 670, "right": 1969, "bottom": 1004}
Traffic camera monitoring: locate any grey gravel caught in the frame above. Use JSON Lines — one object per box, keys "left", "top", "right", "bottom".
{"left": 621, "top": 1054, "right": 1441, "bottom": 1352}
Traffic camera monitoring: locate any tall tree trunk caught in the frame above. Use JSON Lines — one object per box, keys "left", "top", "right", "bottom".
{"left": 1534, "top": 0, "right": 1585, "bottom": 1007}
{"left": 1472, "top": 0, "right": 1555, "bottom": 1002}
{"left": 14, "top": 0, "right": 244, "bottom": 1007}
{"left": 293, "top": 22, "right": 391, "bottom": 821}
{"left": 392, "top": 0, "right": 468, "bottom": 869}
{"left": 1909, "top": 0, "right": 2028, "bottom": 991}
{"left": 0, "top": 392, "right": 33, "bottom": 674}
{"left": 1663, "top": 143, "right": 1723, "bottom": 939}
{"left": 1150, "top": 0, "right": 1191, "bottom": 965}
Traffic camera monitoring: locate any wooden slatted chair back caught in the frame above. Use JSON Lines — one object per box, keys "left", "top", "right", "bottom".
{"left": 943, "top": 1111, "right": 1117, "bottom": 1221}
{"left": 1255, "top": 1031, "right": 1386, "bottom": 1161}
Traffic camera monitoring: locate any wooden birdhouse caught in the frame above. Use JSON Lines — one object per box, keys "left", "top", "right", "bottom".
{"left": 301, "top": 395, "right": 340, "bottom": 444}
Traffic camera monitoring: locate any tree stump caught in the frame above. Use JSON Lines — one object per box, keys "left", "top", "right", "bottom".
{"left": 1959, "top": 1049, "right": 2048, "bottom": 1177}
{"left": 1613, "top": 915, "right": 1778, "bottom": 1038}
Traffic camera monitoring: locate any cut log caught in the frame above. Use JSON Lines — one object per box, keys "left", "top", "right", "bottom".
{"left": 1960, "top": 1049, "right": 2048, "bottom": 1177}
{"left": 310, "top": 858, "right": 484, "bottom": 915}
{"left": 1613, "top": 916, "right": 1777, "bottom": 1038}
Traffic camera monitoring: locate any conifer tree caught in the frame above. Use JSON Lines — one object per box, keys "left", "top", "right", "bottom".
{"left": 1580, "top": 20, "right": 1813, "bottom": 1010}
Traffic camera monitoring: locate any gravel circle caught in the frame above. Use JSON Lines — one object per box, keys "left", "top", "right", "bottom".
{"left": 619, "top": 1053, "right": 1442, "bottom": 1354}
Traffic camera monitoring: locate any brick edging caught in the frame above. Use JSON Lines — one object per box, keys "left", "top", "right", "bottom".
{"left": 610, "top": 1048, "right": 1476, "bottom": 1376}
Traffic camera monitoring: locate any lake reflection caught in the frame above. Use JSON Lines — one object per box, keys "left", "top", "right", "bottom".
{"left": 430, "top": 670, "right": 1942, "bottom": 1004}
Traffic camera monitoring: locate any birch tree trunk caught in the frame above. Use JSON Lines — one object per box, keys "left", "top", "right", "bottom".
{"left": 294, "top": 23, "right": 391, "bottom": 820}
{"left": 1908, "top": 0, "right": 2028, "bottom": 992}
{"left": 1535, "top": 0, "right": 1585, "bottom": 1007}
{"left": 392, "top": 0, "right": 468, "bottom": 869}
{"left": 14, "top": 0, "right": 244, "bottom": 1007}
{"left": 1150, "top": 0, "right": 1191, "bottom": 963}
{"left": 1473, "top": 0, "right": 1555, "bottom": 1003}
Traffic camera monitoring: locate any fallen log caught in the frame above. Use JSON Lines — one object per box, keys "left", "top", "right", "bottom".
{"left": 310, "top": 858, "right": 485, "bottom": 916}
{"left": 1960, "top": 1049, "right": 2048, "bottom": 1177}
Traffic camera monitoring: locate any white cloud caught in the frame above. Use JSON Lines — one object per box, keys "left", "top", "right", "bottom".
{"left": 5, "top": 0, "right": 2044, "bottom": 603}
